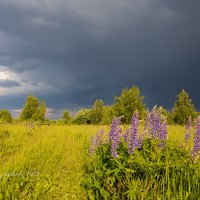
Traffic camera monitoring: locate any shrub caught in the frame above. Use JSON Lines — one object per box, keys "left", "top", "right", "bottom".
{"left": 0, "top": 110, "right": 12, "bottom": 123}
{"left": 73, "top": 109, "right": 92, "bottom": 124}
{"left": 101, "top": 105, "right": 116, "bottom": 125}
{"left": 84, "top": 108, "right": 200, "bottom": 199}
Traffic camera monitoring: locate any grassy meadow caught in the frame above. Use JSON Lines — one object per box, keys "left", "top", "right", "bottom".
{"left": 0, "top": 125, "right": 100, "bottom": 199}
{"left": 0, "top": 124, "right": 198, "bottom": 199}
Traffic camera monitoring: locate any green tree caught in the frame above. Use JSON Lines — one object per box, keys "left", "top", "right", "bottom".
{"left": 0, "top": 110, "right": 12, "bottom": 123}
{"left": 114, "top": 85, "right": 146, "bottom": 124}
{"left": 20, "top": 95, "right": 46, "bottom": 122}
{"left": 170, "top": 89, "right": 197, "bottom": 125}
{"left": 91, "top": 99, "right": 104, "bottom": 124}
{"left": 73, "top": 109, "right": 92, "bottom": 124}
{"left": 35, "top": 100, "right": 46, "bottom": 122}
{"left": 62, "top": 110, "right": 71, "bottom": 124}
{"left": 101, "top": 105, "right": 116, "bottom": 124}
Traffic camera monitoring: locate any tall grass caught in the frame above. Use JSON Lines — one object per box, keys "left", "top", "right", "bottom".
{"left": 0, "top": 124, "right": 198, "bottom": 199}
{"left": 0, "top": 125, "right": 99, "bottom": 199}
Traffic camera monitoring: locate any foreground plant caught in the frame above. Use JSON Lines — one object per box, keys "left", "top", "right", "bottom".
{"left": 192, "top": 116, "right": 200, "bottom": 161}
{"left": 84, "top": 109, "right": 200, "bottom": 199}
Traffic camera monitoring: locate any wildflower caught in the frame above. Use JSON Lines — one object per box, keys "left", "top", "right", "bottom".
{"left": 109, "top": 117, "right": 122, "bottom": 158}
{"left": 89, "top": 128, "right": 104, "bottom": 155}
{"left": 159, "top": 120, "right": 167, "bottom": 140}
{"left": 145, "top": 106, "right": 168, "bottom": 148}
{"left": 192, "top": 116, "right": 200, "bottom": 158}
{"left": 124, "top": 128, "right": 130, "bottom": 143}
{"left": 158, "top": 120, "right": 167, "bottom": 148}
{"left": 149, "top": 106, "right": 161, "bottom": 139}
{"left": 137, "top": 134, "right": 143, "bottom": 149}
{"left": 127, "top": 111, "right": 139, "bottom": 155}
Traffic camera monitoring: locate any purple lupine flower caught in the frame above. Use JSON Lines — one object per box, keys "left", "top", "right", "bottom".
{"left": 158, "top": 120, "right": 167, "bottom": 148}
{"left": 127, "top": 111, "right": 139, "bottom": 155}
{"left": 89, "top": 128, "right": 104, "bottom": 155}
{"left": 137, "top": 131, "right": 146, "bottom": 149}
{"left": 192, "top": 116, "right": 200, "bottom": 157}
{"left": 109, "top": 117, "right": 122, "bottom": 158}
{"left": 124, "top": 128, "right": 130, "bottom": 143}
{"left": 153, "top": 114, "right": 161, "bottom": 138}
{"left": 147, "top": 107, "right": 162, "bottom": 139}
{"left": 145, "top": 106, "right": 169, "bottom": 149}
{"left": 159, "top": 120, "right": 167, "bottom": 140}
{"left": 137, "top": 137, "right": 142, "bottom": 149}
{"left": 185, "top": 116, "right": 192, "bottom": 144}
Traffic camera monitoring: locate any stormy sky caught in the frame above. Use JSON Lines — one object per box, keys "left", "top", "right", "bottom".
{"left": 0, "top": 0, "right": 200, "bottom": 119}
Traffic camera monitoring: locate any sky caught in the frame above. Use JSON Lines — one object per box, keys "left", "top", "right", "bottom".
{"left": 0, "top": 0, "right": 200, "bottom": 119}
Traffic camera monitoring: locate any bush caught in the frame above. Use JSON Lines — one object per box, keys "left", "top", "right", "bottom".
{"left": 85, "top": 141, "right": 200, "bottom": 199}
{"left": 84, "top": 109, "right": 200, "bottom": 199}
{"left": 0, "top": 110, "right": 12, "bottom": 123}
{"left": 101, "top": 105, "right": 116, "bottom": 125}
{"left": 73, "top": 109, "right": 92, "bottom": 124}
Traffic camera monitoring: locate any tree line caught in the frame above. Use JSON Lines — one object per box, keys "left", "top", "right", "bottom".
{"left": 72, "top": 86, "right": 197, "bottom": 125}
{"left": 0, "top": 86, "right": 198, "bottom": 125}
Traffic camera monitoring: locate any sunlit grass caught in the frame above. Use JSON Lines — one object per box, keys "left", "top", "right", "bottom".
{"left": 0, "top": 124, "right": 193, "bottom": 199}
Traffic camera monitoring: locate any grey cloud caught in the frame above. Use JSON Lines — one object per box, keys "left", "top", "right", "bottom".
{"left": 21, "top": 79, "right": 38, "bottom": 86}
{"left": 0, "top": 79, "right": 21, "bottom": 88}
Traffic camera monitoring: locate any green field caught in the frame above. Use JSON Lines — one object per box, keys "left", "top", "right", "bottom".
{"left": 0, "top": 125, "right": 197, "bottom": 199}
{"left": 0, "top": 125, "right": 99, "bottom": 199}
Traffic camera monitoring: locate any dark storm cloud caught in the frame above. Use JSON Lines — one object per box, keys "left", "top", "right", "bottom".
{"left": 21, "top": 79, "right": 38, "bottom": 86}
{"left": 0, "top": 0, "right": 200, "bottom": 118}
{"left": 0, "top": 79, "right": 21, "bottom": 88}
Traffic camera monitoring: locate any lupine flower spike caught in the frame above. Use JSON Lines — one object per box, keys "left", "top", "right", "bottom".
{"left": 127, "top": 111, "right": 139, "bottom": 155}
{"left": 149, "top": 106, "right": 161, "bottom": 139}
{"left": 158, "top": 120, "right": 168, "bottom": 148}
{"left": 109, "top": 117, "right": 122, "bottom": 158}
{"left": 89, "top": 128, "right": 104, "bottom": 156}
{"left": 192, "top": 116, "right": 200, "bottom": 161}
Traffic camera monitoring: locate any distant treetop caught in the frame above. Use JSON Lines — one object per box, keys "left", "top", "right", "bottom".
{"left": 20, "top": 94, "right": 46, "bottom": 122}
{"left": 170, "top": 89, "right": 197, "bottom": 125}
